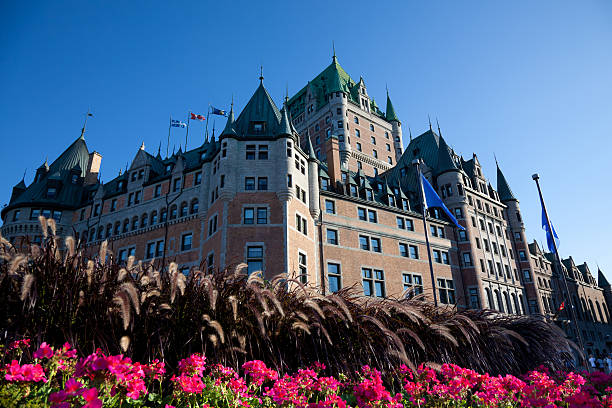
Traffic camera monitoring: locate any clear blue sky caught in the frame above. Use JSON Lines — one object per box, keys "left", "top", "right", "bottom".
{"left": 1, "top": 1, "right": 611, "bottom": 279}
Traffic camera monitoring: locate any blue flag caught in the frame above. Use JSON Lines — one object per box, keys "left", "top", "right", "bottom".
{"left": 171, "top": 119, "right": 187, "bottom": 128}
{"left": 211, "top": 107, "right": 226, "bottom": 116}
{"left": 421, "top": 174, "right": 465, "bottom": 230}
{"left": 541, "top": 205, "right": 560, "bottom": 252}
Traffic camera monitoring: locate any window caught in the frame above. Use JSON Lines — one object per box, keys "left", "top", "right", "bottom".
{"left": 257, "top": 208, "right": 267, "bottom": 224}
{"left": 356, "top": 142, "right": 362, "bottom": 151}
{"left": 173, "top": 178, "right": 181, "bottom": 192}
{"left": 514, "top": 232, "right": 522, "bottom": 240}
{"left": 246, "top": 145, "right": 256, "bottom": 160}
{"left": 403, "top": 273, "right": 423, "bottom": 297}
{"left": 93, "top": 204, "right": 100, "bottom": 216}
{"left": 409, "top": 245, "right": 419, "bottom": 259}
{"left": 406, "top": 219, "right": 414, "bottom": 231}
{"left": 180, "top": 202, "right": 188, "bottom": 217}
{"left": 154, "top": 185, "right": 161, "bottom": 197}
{"left": 195, "top": 172, "right": 202, "bottom": 185}
{"left": 438, "top": 227, "right": 445, "bottom": 238}
{"left": 326, "top": 229, "right": 338, "bottom": 245}
{"left": 430, "top": 225, "right": 438, "bottom": 237}
{"left": 46, "top": 187, "right": 57, "bottom": 198}
{"left": 458, "top": 230, "right": 467, "bottom": 241}
{"left": 368, "top": 209, "right": 377, "bottom": 223}
{"left": 190, "top": 199, "right": 199, "bottom": 214}
{"left": 247, "top": 246, "right": 263, "bottom": 275}
{"left": 454, "top": 208, "right": 463, "bottom": 218}
{"left": 245, "top": 177, "right": 255, "bottom": 190}
{"left": 337, "top": 121, "right": 342, "bottom": 129}
{"left": 358, "top": 207, "right": 367, "bottom": 221}
{"left": 141, "top": 213, "right": 148, "bottom": 228}
{"left": 12, "top": 210, "right": 20, "bottom": 221}
{"left": 287, "top": 174, "right": 292, "bottom": 188}
{"left": 160, "top": 208, "right": 167, "bottom": 222}
{"left": 388, "top": 157, "right": 393, "bottom": 164}
{"left": 220, "top": 175, "right": 225, "bottom": 188}
{"left": 328, "top": 263, "right": 341, "bottom": 292}
{"left": 370, "top": 124, "right": 374, "bottom": 131}
{"left": 362, "top": 268, "right": 385, "bottom": 297}
{"left": 396, "top": 217, "right": 405, "bottom": 229}
{"left": 438, "top": 279, "right": 455, "bottom": 304}
{"left": 244, "top": 208, "right": 255, "bottom": 224}
{"left": 258, "top": 177, "right": 268, "bottom": 190}
{"left": 354, "top": 116, "right": 359, "bottom": 124}
{"left": 181, "top": 233, "right": 192, "bottom": 251}
{"left": 208, "top": 215, "right": 218, "bottom": 236}
{"left": 321, "top": 177, "right": 329, "bottom": 190}
{"left": 386, "top": 143, "right": 391, "bottom": 151}
{"left": 296, "top": 214, "right": 307, "bottom": 235}
{"left": 442, "top": 252, "right": 450, "bottom": 265}
{"left": 519, "top": 251, "right": 527, "bottom": 261}
{"left": 522, "top": 269, "right": 532, "bottom": 282}
{"left": 298, "top": 252, "right": 307, "bottom": 284}
{"left": 110, "top": 199, "right": 117, "bottom": 212}
{"left": 433, "top": 250, "right": 442, "bottom": 263}
{"left": 146, "top": 242, "right": 156, "bottom": 259}
{"left": 373, "top": 149, "right": 378, "bottom": 159}
{"left": 469, "top": 288, "right": 481, "bottom": 309}
{"left": 131, "top": 216, "right": 139, "bottom": 231}
{"left": 371, "top": 237, "right": 381, "bottom": 253}
{"left": 463, "top": 252, "right": 473, "bottom": 266}
{"left": 206, "top": 253, "right": 214, "bottom": 274}
{"left": 169, "top": 205, "right": 177, "bottom": 219}
{"left": 325, "top": 200, "right": 335, "bottom": 214}
{"left": 359, "top": 235, "right": 370, "bottom": 250}
{"left": 258, "top": 145, "right": 268, "bottom": 160}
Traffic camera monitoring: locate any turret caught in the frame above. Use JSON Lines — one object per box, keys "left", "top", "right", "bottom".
{"left": 9, "top": 179, "right": 27, "bottom": 204}
{"left": 497, "top": 162, "right": 524, "bottom": 230}
{"left": 386, "top": 91, "right": 403, "bottom": 162}
{"left": 305, "top": 135, "right": 320, "bottom": 218}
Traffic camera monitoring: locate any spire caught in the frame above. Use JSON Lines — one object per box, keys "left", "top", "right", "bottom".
{"left": 436, "top": 135, "right": 458, "bottom": 175}
{"left": 278, "top": 106, "right": 292, "bottom": 136}
{"left": 598, "top": 269, "right": 610, "bottom": 288}
{"left": 332, "top": 40, "right": 337, "bottom": 63}
{"left": 157, "top": 142, "right": 162, "bottom": 159}
{"left": 221, "top": 97, "right": 237, "bottom": 137}
{"left": 428, "top": 115, "right": 432, "bottom": 131}
{"left": 80, "top": 110, "right": 93, "bottom": 140}
{"left": 305, "top": 134, "right": 317, "bottom": 161}
{"left": 496, "top": 161, "right": 517, "bottom": 202}
{"left": 259, "top": 66, "right": 264, "bottom": 83}
{"left": 436, "top": 118, "right": 442, "bottom": 137}
{"left": 385, "top": 90, "right": 399, "bottom": 123}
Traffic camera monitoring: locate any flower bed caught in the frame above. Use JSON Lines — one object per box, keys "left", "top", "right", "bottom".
{"left": 2, "top": 340, "right": 611, "bottom": 407}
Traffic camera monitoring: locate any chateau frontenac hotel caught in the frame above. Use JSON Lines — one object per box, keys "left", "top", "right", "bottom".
{"left": 2, "top": 56, "right": 612, "bottom": 357}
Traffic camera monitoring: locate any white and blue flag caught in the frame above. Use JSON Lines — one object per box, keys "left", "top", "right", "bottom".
{"left": 171, "top": 119, "right": 187, "bottom": 128}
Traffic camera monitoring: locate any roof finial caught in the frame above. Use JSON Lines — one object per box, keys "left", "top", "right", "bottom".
{"left": 285, "top": 82, "right": 289, "bottom": 103}
{"left": 332, "top": 40, "right": 337, "bottom": 62}
{"left": 140, "top": 141, "right": 145, "bottom": 150}
{"left": 80, "top": 109, "right": 93, "bottom": 140}
{"left": 428, "top": 115, "right": 432, "bottom": 131}
{"left": 386, "top": 83, "right": 389, "bottom": 97}
{"left": 259, "top": 66, "right": 264, "bottom": 83}
{"left": 494, "top": 152, "right": 498, "bottom": 167}
{"left": 436, "top": 117, "right": 442, "bottom": 137}
{"left": 157, "top": 142, "right": 161, "bottom": 156}
{"left": 409, "top": 127, "right": 413, "bottom": 142}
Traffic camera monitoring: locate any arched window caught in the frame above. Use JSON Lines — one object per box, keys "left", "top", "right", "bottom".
{"left": 106, "top": 223, "right": 112, "bottom": 238}
{"left": 141, "top": 213, "right": 148, "bottom": 228}
{"left": 180, "top": 202, "right": 188, "bottom": 218}
{"left": 190, "top": 199, "right": 199, "bottom": 214}
{"left": 122, "top": 219, "right": 129, "bottom": 233}
{"left": 160, "top": 208, "right": 167, "bottom": 222}
{"left": 96, "top": 227, "right": 103, "bottom": 240}
{"left": 114, "top": 222, "right": 121, "bottom": 235}
{"left": 504, "top": 292, "right": 512, "bottom": 314}
{"left": 150, "top": 211, "right": 158, "bottom": 225}
{"left": 494, "top": 290, "right": 503, "bottom": 312}
{"left": 542, "top": 296, "right": 549, "bottom": 313}
{"left": 519, "top": 295, "right": 526, "bottom": 314}
{"left": 485, "top": 288, "right": 494, "bottom": 309}
{"left": 131, "top": 216, "right": 139, "bottom": 231}
{"left": 169, "top": 205, "right": 177, "bottom": 220}
{"left": 512, "top": 294, "right": 520, "bottom": 315}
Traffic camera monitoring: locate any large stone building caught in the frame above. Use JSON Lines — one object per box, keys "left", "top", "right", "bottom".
{"left": 2, "top": 56, "right": 611, "bottom": 357}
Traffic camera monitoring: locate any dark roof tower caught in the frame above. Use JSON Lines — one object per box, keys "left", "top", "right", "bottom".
{"left": 496, "top": 162, "right": 517, "bottom": 202}
{"left": 385, "top": 90, "right": 399, "bottom": 123}
{"left": 221, "top": 99, "right": 237, "bottom": 137}
{"left": 436, "top": 135, "right": 458, "bottom": 176}
{"left": 598, "top": 269, "right": 610, "bottom": 288}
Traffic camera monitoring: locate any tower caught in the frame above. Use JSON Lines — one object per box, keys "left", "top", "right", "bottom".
{"left": 386, "top": 91, "right": 403, "bottom": 162}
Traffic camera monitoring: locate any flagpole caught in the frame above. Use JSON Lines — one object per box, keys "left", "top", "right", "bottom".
{"left": 185, "top": 112, "right": 190, "bottom": 151}
{"left": 205, "top": 105, "right": 210, "bottom": 142}
{"left": 413, "top": 158, "right": 439, "bottom": 307}
{"left": 532, "top": 173, "right": 587, "bottom": 370}
{"left": 167, "top": 115, "right": 171, "bottom": 158}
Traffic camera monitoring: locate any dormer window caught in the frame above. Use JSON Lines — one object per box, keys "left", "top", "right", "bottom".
{"left": 138, "top": 170, "right": 144, "bottom": 180}
{"left": 47, "top": 187, "right": 57, "bottom": 198}
{"left": 388, "top": 195, "right": 396, "bottom": 207}
{"left": 366, "top": 189, "right": 373, "bottom": 201}
{"left": 321, "top": 177, "right": 329, "bottom": 191}
{"left": 71, "top": 174, "right": 78, "bottom": 184}
{"left": 166, "top": 164, "right": 172, "bottom": 172}
{"left": 118, "top": 181, "right": 124, "bottom": 190}
{"left": 402, "top": 199, "right": 409, "bottom": 210}
{"left": 350, "top": 185, "right": 358, "bottom": 197}
{"left": 131, "top": 172, "right": 137, "bottom": 182}
{"left": 251, "top": 121, "right": 266, "bottom": 134}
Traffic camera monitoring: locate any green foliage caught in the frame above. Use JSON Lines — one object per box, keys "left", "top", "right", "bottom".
{"left": 0, "top": 230, "right": 574, "bottom": 377}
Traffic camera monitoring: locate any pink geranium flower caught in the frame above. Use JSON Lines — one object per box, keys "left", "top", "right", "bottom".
{"left": 33, "top": 342, "right": 54, "bottom": 359}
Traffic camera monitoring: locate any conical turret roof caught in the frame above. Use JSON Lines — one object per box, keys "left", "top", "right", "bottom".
{"left": 221, "top": 103, "right": 237, "bottom": 137}
{"left": 48, "top": 136, "right": 90, "bottom": 178}
{"left": 232, "top": 81, "right": 282, "bottom": 138}
{"left": 385, "top": 92, "right": 399, "bottom": 122}
{"left": 436, "top": 135, "right": 458, "bottom": 175}
{"left": 598, "top": 269, "right": 610, "bottom": 288}
{"left": 496, "top": 163, "right": 516, "bottom": 202}
{"left": 278, "top": 104, "right": 293, "bottom": 137}
{"left": 305, "top": 135, "right": 317, "bottom": 161}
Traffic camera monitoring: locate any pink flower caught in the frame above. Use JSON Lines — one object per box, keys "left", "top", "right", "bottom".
{"left": 4, "top": 360, "right": 47, "bottom": 382}
{"left": 33, "top": 342, "right": 54, "bottom": 359}
{"left": 172, "top": 374, "right": 206, "bottom": 394}
{"left": 49, "top": 390, "right": 68, "bottom": 403}
{"left": 81, "top": 388, "right": 102, "bottom": 408}
{"left": 243, "top": 360, "right": 279, "bottom": 386}
{"left": 65, "top": 377, "right": 82, "bottom": 394}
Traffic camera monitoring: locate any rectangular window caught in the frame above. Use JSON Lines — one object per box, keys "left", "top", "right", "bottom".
{"left": 128, "top": 193, "right": 134, "bottom": 206}
{"left": 406, "top": 219, "right": 414, "bottom": 231}
{"left": 257, "top": 208, "right": 267, "bottom": 224}
{"left": 155, "top": 240, "right": 164, "bottom": 257}
{"left": 409, "top": 245, "right": 419, "bottom": 259}
{"left": 359, "top": 235, "right": 370, "bottom": 251}
{"left": 134, "top": 191, "right": 141, "bottom": 204}
{"left": 245, "top": 177, "right": 255, "bottom": 191}
{"left": 207, "top": 253, "right": 214, "bottom": 274}
{"left": 195, "top": 172, "right": 202, "bottom": 185}
{"left": 173, "top": 178, "right": 181, "bottom": 192}
{"left": 430, "top": 225, "right": 438, "bottom": 237}
{"left": 368, "top": 209, "right": 377, "bottom": 223}
{"left": 519, "top": 251, "right": 527, "bottom": 261}
{"left": 356, "top": 142, "right": 362, "bottom": 151}
{"left": 328, "top": 263, "right": 341, "bottom": 293}
{"left": 244, "top": 208, "right": 255, "bottom": 224}
{"left": 258, "top": 145, "right": 268, "bottom": 160}
{"left": 146, "top": 242, "right": 155, "bottom": 259}
{"left": 469, "top": 288, "right": 480, "bottom": 309}
{"left": 458, "top": 230, "right": 467, "bottom": 241}
{"left": 403, "top": 273, "right": 423, "bottom": 297}
{"left": 220, "top": 174, "right": 225, "bottom": 188}
{"left": 326, "top": 229, "right": 338, "bottom": 245}
{"left": 208, "top": 215, "right": 218, "bottom": 236}
{"left": 358, "top": 207, "right": 367, "bottom": 221}
{"left": 181, "top": 233, "right": 192, "bottom": 251}
{"left": 362, "top": 268, "right": 385, "bottom": 298}
{"left": 438, "top": 226, "right": 445, "bottom": 238}
{"left": 433, "top": 250, "right": 442, "bottom": 263}
{"left": 437, "top": 278, "right": 455, "bottom": 304}
{"left": 296, "top": 214, "right": 307, "bottom": 235}
{"left": 396, "top": 217, "right": 405, "bottom": 229}
{"left": 325, "top": 200, "right": 336, "bottom": 214}
{"left": 371, "top": 237, "right": 381, "bottom": 253}
{"left": 258, "top": 177, "right": 268, "bottom": 190}
{"left": 246, "top": 246, "right": 263, "bottom": 275}
{"left": 454, "top": 208, "right": 463, "bottom": 218}
{"left": 442, "top": 252, "right": 450, "bottom": 265}
{"left": 110, "top": 199, "right": 117, "bottom": 212}
{"left": 154, "top": 185, "right": 161, "bottom": 197}
{"left": 463, "top": 252, "right": 473, "bottom": 266}
{"left": 246, "top": 145, "right": 256, "bottom": 160}
{"left": 522, "top": 269, "right": 532, "bottom": 282}
{"left": 399, "top": 243, "right": 408, "bottom": 257}
{"left": 298, "top": 252, "right": 307, "bottom": 284}
{"left": 93, "top": 204, "right": 100, "bottom": 216}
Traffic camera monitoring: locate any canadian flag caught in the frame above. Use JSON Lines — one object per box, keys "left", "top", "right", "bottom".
{"left": 190, "top": 113, "right": 206, "bottom": 121}
{"left": 558, "top": 302, "right": 565, "bottom": 312}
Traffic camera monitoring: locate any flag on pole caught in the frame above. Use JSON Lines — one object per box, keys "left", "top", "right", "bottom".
{"left": 420, "top": 173, "right": 465, "bottom": 230}
{"left": 190, "top": 112, "right": 206, "bottom": 121}
{"left": 558, "top": 301, "right": 565, "bottom": 312}
{"left": 171, "top": 119, "right": 187, "bottom": 128}
{"left": 541, "top": 205, "right": 560, "bottom": 252}
{"left": 211, "top": 107, "right": 226, "bottom": 116}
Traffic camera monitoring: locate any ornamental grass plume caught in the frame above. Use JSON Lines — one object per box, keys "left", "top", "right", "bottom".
{"left": 0, "top": 219, "right": 575, "bottom": 379}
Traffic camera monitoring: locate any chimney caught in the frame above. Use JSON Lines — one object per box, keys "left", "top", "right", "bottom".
{"left": 85, "top": 151, "right": 102, "bottom": 185}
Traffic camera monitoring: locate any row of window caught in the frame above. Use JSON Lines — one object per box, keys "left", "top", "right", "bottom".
{"left": 26, "top": 209, "right": 62, "bottom": 222}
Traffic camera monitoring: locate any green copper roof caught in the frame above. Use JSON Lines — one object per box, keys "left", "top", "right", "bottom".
{"left": 436, "top": 135, "right": 458, "bottom": 175}
{"left": 305, "top": 134, "right": 317, "bottom": 161}
{"left": 221, "top": 104, "right": 238, "bottom": 137}
{"left": 48, "top": 136, "right": 90, "bottom": 178}
{"left": 385, "top": 93, "right": 399, "bottom": 122}
{"left": 496, "top": 163, "right": 516, "bottom": 202}
{"left": 231, "top": 82, "right": 283, "bottom": 139}
{"left": 278, "top": 104, "right": 292, "bottom": 137}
